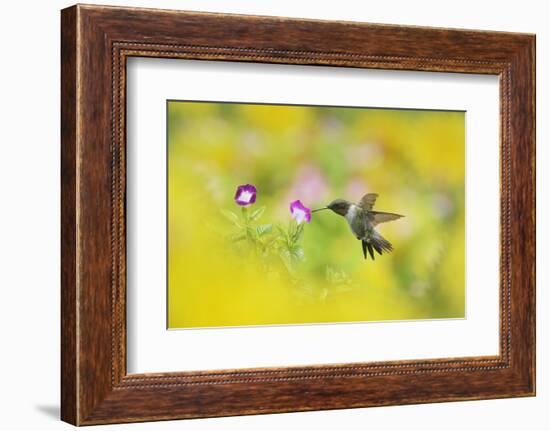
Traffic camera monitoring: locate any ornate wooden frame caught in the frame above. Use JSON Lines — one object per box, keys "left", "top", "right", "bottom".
{"left": 61, "top": 4, "right": 535, "bottom": 425}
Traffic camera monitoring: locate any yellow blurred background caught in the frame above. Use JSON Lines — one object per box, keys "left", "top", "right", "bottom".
{"left": 168, "top": 101, "right": 465, "bottom": 328}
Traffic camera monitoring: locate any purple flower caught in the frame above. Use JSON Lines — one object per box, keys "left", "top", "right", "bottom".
{"left": 234, "top": 184, "right": 257, "bottom": 206}
{"left": 290, "top": 200, "right": 311, "bottom": 224}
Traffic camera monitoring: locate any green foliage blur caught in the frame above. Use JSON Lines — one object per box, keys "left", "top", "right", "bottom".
{"left": 168, "top": 101, "right": 465, "bottom": 328}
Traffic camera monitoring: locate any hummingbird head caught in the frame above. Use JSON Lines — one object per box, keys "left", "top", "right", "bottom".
{"left": 326, "top": 199, "right": 352, "bottom": 216}
{"left": 311, "top": 199, "right": 352, "bottom": 216}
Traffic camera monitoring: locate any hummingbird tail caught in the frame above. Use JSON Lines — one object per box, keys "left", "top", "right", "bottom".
{"left": 370, "top": 231, "right": 393, "bottom": 256}
{"left": 362, "top": 240, "right": 375, "bottom": 260}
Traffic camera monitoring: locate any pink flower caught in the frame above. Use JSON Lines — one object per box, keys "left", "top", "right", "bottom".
{"left": 285, "top": 164, "right": 329, "bottom": 204}
{"left": 290, "top": 200, "right": 311, "bottom": 224}
{"left": 234, "top": 184, "right": 257, "bottom": 206}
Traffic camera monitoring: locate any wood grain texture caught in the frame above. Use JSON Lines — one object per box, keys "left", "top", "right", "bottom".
{"left": 60, "top": 4, "right": 535, "bottom": 425}
{"left": 60, "top": 5, "right": 78, "bottom": 425}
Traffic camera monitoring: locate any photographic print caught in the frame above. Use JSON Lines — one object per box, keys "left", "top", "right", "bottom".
{"left": 167, "top": 101, "right": 465, "bottom": 329}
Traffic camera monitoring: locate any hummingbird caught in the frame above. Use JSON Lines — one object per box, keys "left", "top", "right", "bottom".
{"left": 312, "top": 193, "right": 404, "bottom": 260}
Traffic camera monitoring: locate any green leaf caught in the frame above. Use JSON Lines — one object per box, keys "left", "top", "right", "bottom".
{"left": 229, "top": 233, "right": 246, "bottom": 242}
{"left": 220, "top": 209, "right": 240, "bottom": 226}
{"left": 275, "top": 224, "right": 286, "bottom": 236}
{"left": 249, "top": 206, "right": 265, "bottom": 222}
{"left": 293, "top": 222, "right": 305, "bottom": 242}
{"left": 262, "top": 236, "right": 279, "bottom": 250}
{"left": 246, "top": 226, "right": 257, "bottom": 240}
{"left": 278, "top": 250, "right": 294, "bottom": 273}
{"left": 256, "top": 224, "right": 273, "bottom": 236}
{"left": 291, "top": 246, "right": 305, "bottom": 261}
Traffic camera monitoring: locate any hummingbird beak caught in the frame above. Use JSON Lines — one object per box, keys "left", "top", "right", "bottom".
{"left": 311, "top": 207, "right": 328, "bottom": 213}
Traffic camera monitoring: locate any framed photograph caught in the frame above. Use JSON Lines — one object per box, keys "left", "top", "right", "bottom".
{"left": 61, "top": 4, "right": 535, "bottom": 425}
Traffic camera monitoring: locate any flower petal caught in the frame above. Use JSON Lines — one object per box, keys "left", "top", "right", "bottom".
{"left": 234, "top": 184, "right": 257, "bottom": 206}
{"left": 290, "top": 199, "right": 311, "bottom": 224}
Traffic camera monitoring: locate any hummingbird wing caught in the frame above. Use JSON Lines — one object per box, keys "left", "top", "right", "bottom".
{"left": 359, "top": 193, "right": 378, "bottom": 211}
{"left": 368, "top": 211, "right": 404, "bottom": 226}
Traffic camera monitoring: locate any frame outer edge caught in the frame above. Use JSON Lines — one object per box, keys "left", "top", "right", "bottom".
{"left": 531, "top": 34, "right": 536, "bottom": 396}
{"left": 501, "top": 35, "right": 536, "bottom": 396}
{"left": 61, "top": 5, "right": 79, "bottom": 426}
{"left": 60, "top": 4, "right": 536, "bottom": 424}
{"left": 519, "top": 34, "right": 536, "bottom": 395}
